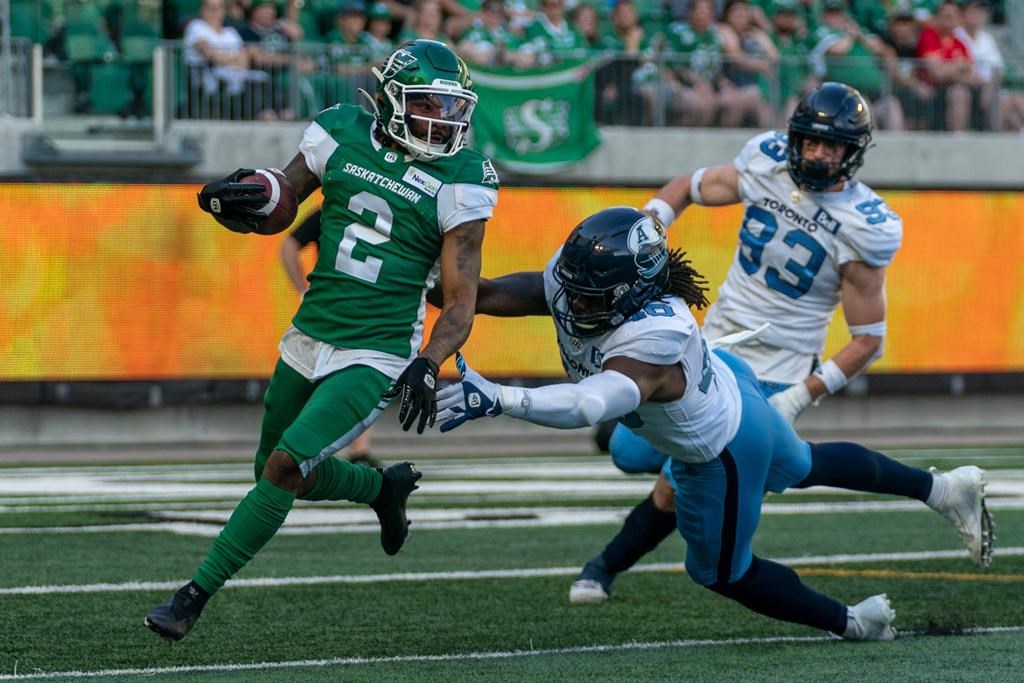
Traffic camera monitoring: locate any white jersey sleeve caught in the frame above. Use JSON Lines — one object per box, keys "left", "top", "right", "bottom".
{"left": 298, "top": 120, "right": 337, "bottom": 181}
{"left": 601, "top": 310, "right": 692, "bottom": 367}
{"left": 834, "top": 189, "right": 903, "bottom": 267}
{"left": 733, "top": 130, "right": 789, "bottom": 202}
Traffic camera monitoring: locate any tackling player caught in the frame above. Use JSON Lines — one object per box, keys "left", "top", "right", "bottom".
{"left": 570, "top": 82, "right": 991, "bottom": 604}
{"left": 433, "top": 206, "right": 992, "bottom": 641}
{"left": 144, "top": 39, "right": 500, "bottom": 641}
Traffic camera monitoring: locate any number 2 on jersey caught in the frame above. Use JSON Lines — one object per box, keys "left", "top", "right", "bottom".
{"left": 738, "top": 205, "right": 826, "bottom": 298}
{"left": 335, "top": 191, "right": 393, "bottom": 283}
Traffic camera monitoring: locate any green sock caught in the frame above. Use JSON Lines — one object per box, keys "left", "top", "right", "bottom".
{"left": 301, "top": 456, "right": 382, "bottom": 504}
{"left": 192, "top": 478, "right": 296, "bottom": 594}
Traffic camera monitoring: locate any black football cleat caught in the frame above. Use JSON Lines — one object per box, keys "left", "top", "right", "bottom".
{"left": 144, "top": 581, "right": 210, "bottom": 642}
{"left": 370, "top": 462, "right": 422, "bottom": 555}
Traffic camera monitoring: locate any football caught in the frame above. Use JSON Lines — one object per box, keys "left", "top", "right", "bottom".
{"left": 240, "top": 168, "right": 298, "bottom": 235}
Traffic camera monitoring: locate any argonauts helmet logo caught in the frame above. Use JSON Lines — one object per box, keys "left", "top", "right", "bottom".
{"left": 626, "top": 217, "right": 668, "bottom": 279}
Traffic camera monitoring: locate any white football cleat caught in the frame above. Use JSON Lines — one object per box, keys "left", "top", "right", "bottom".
{"left": 927, "top": 465, "right": 995, "bottom": 567}
{"left": 843, "top": 594, "right": 897, "bottom": 641}
{"left": 569, "top": 579, "right": 610, "bottom": 604}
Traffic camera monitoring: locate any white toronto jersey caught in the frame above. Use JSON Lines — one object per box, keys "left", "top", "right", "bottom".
{"left": 543, "top": 251, "right": 741, "bottom": 463}
{"left": 704, "top": 131, "right": 902, "bottom": 383}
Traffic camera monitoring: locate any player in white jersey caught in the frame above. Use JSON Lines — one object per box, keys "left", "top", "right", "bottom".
{"left": 572, "top": 82, "right": 983, "bottom": 604}
{"left": 433, "top": 206, "right": 991, "bottom": 640}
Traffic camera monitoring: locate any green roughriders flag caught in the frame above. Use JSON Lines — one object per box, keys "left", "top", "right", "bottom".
{"left": 470, "top": 58, "right": 600, "bottom": 173}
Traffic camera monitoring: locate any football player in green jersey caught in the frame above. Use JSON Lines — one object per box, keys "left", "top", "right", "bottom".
{"left": 145, "top": 39, "right": 500, "bottom": 642}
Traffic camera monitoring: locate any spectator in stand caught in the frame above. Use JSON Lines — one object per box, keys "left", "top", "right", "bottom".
{"left": 718, "top": 0, "right": 776, "bottom": 127}
{"left": 770, "top": 0, "right": 817, "bottom": 122}
{"left": 998, "top": 65, "right": 1024, "bottom": 133}
{"left": 382, "top": 0, "right": 466, "bottom": 37}
{"left": 458, "top": 0, "right": 534, "bottom": 67}
{"left": 811, "top": 0, "right": 903, "bottom": 129}
{"left": 398, "top": 0, "right": 452, "bottom": 44}
{"left": 184, "top": 0, "right": 256, "bottom": 118}
{"left": 240, "top": 0, "right": 303, "bottom": 120}
{"left": 523, "top": 0, "right": 587, "bottom": 66}
{"left": 365, "top": 3, "right": 396, "bottom": 58}
{"left": 955, "top": 0, "right": 1002, "bottom": 129}
{"left": 885, "top": 7, "right": 936, "bottom": 129}
{"left": 571, "top": 4, "right": 601, "bottom": 49}
{"left": 662, "top": 0, "right": 721, "bottom": 126}
{"left": 325, "top": 0, "right": 377, "bottom": 99}
{"left": 915, "top": 0, "right": 974, "bottom": 131}
{"left": 594, "top": 0, "right": 652, "bottom": 125}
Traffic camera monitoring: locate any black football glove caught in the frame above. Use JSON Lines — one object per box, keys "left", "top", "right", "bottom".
{"left": 382, "top": 357, "right": 440, "bottom": 434}
{"left": 197, "top": 168, "right": 268, "bottom": 234}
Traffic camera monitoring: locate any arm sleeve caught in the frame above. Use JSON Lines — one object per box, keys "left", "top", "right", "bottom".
{"left": 498, "top": 370, "right": 643, "bottom": 429}
{"left": 836, "top": 214, "right": 903, "bottom": 267}
{"left": 298, "top": 120, "right": 339, "bottom": 181}
{"left": 436, "top": 158, "right": 500, "bottom": 233}
{"left": 290, "top": 210, "right": 322, "bottom": 248}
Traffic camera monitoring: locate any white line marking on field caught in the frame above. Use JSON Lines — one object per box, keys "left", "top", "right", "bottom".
{"left": 1, "top": 627, "right": 1021, "bottom": 680}
{"left": 1, "top": 547, "right": 1021, "bottom": 596}
{"left": 3, "top": 496, "right": 1024, "bottom": 537}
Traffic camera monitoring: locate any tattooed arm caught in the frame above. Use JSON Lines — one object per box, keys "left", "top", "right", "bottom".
{"left": 419, "top": 220, "right": 486, "bottom": 368}
{"left": 282, "top": 153, "right": 322, "bottom": 204}
{"left": 428, "top": 272, "right": 549, "bottom": 317}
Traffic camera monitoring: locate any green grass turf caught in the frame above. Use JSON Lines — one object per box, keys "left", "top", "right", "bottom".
{"left": 2, "top": 509, "right": 1020, "bottom": 587}
{"left": 0, "top": 452, "right": 1021, "bottom": 681}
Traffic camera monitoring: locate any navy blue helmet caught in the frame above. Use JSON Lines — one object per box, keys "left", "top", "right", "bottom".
{"left": 553, "top": 207, "right": 670, "bottom": 338}
{"left": 787, "top": 82, "right": 873, "bottom": 192}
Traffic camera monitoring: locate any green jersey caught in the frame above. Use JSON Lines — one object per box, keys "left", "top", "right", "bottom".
{"left": 523, "top": 16, "right": 587, "bottom": 56}
{"left": 292, "top": 104, "right": 499, "bottom": 360}
{"left": 665, "top": 22, "right": 723, "bottom": 81}
{"left": 812, "top": 24, "right": 882, "bottom": 98}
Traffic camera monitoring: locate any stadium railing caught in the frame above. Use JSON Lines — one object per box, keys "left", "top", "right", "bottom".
{"left": 155, "top": 42, "right": 1022, "bottom": 133}
{"left": 0, "top": 37, "right": 35, "bottom": 118}
{"left": 7, "top": 39, "right": 1004, "bottom": 134}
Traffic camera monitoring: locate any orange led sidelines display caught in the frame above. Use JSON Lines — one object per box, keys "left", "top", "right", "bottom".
{"left": 1, "top": 184, "right": 1022, "bottom": 380}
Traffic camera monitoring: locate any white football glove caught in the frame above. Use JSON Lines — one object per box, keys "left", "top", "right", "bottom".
{"left": 768, "top": 382, "right": 813, "bottom": 424}
{"left": 435, "top": 353, "right": 504, "bottom": 433}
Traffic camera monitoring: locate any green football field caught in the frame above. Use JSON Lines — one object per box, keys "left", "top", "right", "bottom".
{"left": 1, "top": 447, "right": 1022, "bottom": 682}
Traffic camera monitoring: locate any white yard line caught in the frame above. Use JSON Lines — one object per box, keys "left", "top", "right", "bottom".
{"left": 1, "top": 627, "right": 1021, "bottom": 681}
{"left": 1, "top": 547, "right": 1021, "bottom": 596}
{"left": 2, "top": 498, "right": 1023, "bottom": 537}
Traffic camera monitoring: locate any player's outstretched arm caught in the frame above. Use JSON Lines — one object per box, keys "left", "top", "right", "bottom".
{"left": 436, "top": 354, "right": 678, "bottom": 432}
{"left": 644, "top": 163, "right": 741, "bottom": 227}
{"left": 384, "top": 220, "right": 486, "bottom": 434}
{"left": 772, "top": 261, "right": 887, "bottom": 422}
{"left": 427, "top": 272, "right": 548, "bottom": 317}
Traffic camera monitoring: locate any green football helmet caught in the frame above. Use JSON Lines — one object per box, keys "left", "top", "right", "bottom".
{"left": 368, "top": 39, "right": 478, "bottom": 161}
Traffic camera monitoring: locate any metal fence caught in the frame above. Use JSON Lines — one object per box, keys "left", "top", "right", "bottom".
{"left": 0, "top": 37, "right": 32, "bottom": 117}
{"left": 154, "top": 41, "right": 1023, "bottom": 133}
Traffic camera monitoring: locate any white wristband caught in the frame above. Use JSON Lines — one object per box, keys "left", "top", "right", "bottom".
{"left": 643, "top": 197, "right": 676, "bottom": 227}
{"left": 849, "top": 321, "right": 886, "bottom": 337}
{"left": 690, "top": 167, "right": 708, "bottom": 205}
{"left": 813, "top": 359, "right": 848, "bottom": 394}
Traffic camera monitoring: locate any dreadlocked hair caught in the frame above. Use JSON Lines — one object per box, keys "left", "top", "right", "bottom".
{"left": 665, "top": 248, "right": 709, "bottom": 310}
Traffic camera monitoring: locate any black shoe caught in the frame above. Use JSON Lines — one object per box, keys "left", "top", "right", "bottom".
{"left": 593, "top": 419, "right": 617, "bottom": 454}
{"left": 370, "top": 462, "right": 422, "bottom": 555}
{"left": 144, "top": 581, "right": 210, "bottom": 641}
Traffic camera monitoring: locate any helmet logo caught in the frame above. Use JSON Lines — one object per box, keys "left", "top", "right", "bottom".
{"left": 627, "top": 217, "right": 668, "bottom": 279}
{"left": 380, "top": 49, "right": 417, "bottom": 78}
{"left": 432, "top": 78, "right": 462, "bottom": 88}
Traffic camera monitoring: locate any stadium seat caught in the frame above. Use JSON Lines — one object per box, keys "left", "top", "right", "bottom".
{"left": 10, "top": 0, "right": 54, "bottom": 44}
